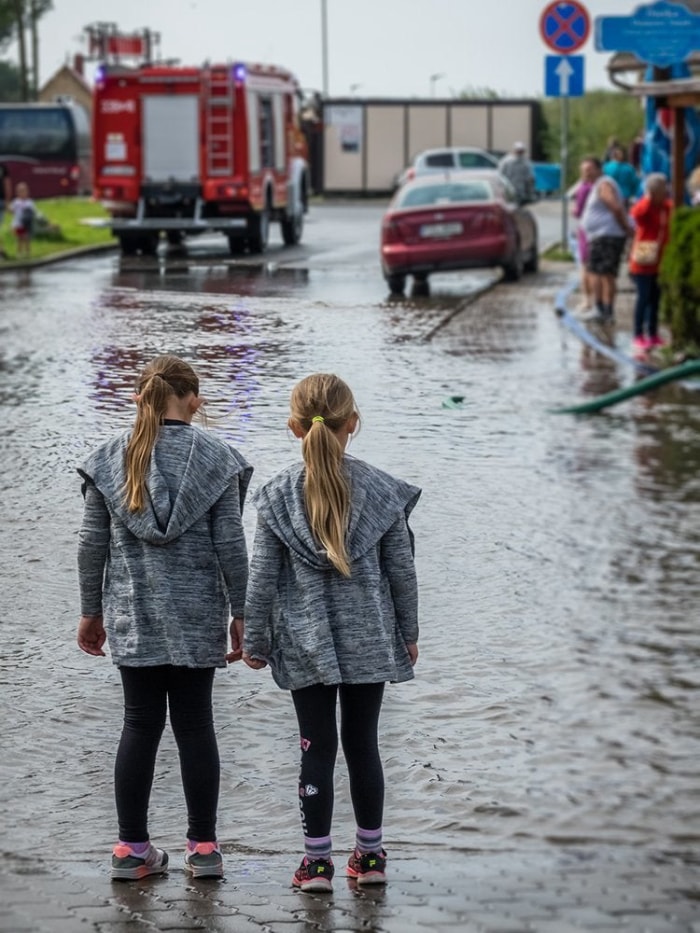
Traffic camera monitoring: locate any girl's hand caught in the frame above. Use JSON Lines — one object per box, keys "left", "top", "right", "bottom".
{"left": 77, "top": 615, "right": 106, "bottom": 657}
{"left": 242, "top": 651, "right": 267, "bottom": 670}
{"left": 407, "top": 643, "right": 419, "bottom": 666}
{"left": 226, "top": 616, "right": 244, "bottom": 663}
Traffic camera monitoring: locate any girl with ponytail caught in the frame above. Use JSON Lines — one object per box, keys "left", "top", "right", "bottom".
{"left": 76, "top": 355, "right": 252, "bottom": 882}
{"left": 243, "top": 373, "right": 420, "bottom": 893}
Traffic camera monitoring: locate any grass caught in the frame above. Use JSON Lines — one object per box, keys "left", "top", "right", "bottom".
{"left": 1, "top": 197, "right": 116, "bottom": 262}
{"left": 542, "top": 243, "right": 574, "bottom": 262}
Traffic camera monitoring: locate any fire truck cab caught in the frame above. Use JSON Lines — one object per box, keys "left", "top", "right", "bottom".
{"left": 92, "top": 61, "right": 309, "bottom": 255}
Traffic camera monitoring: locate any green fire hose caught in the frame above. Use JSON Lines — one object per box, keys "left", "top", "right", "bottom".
{"left": 549, "top": 359, "right": 700, "bottom": 414}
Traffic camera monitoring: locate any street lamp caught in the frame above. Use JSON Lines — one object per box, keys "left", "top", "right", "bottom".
{"left": 429, "top": 73, "right": 445, "bottom": 97}
{"left": 321, "top": 0, "right": 329, "bottom": 96}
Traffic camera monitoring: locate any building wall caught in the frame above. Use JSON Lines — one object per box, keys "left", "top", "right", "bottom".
{"left": 39, "top": 68, "right": 92, "bottom": 115}
{"left": 321, "top": 98, "right": 541, "bottom": 194}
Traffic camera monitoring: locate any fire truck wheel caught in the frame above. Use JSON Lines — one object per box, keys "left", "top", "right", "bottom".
{"left": 281, "top": 210, "right": 303, "bottom": 246}
{"left": 248, "top": 206, "right": 270, "bottom": 254}
{"left": 139, "top": 234, "right": 159, "bottom": 256}
{"left": 227, "top": 235, "right": 246, "bottom": 255}
{"left": 118, "top": 235, "right": 139, "bottom": 256}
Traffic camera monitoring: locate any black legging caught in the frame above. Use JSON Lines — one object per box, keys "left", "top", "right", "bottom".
{"left": 291, "top": 682, "right": 385, "bottom": 838}
{"left": 116, "top": 666, "right": 219, "bottom": 842}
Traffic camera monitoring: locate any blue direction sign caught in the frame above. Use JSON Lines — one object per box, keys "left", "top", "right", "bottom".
{"left": 545, "top": 54, "right": 585, "bottom": 96}
{"left": 540, "top": 2, "right": 590, "bottom": 53}
{"left": 595, "top": 0, "right": 700, "bottom": 67}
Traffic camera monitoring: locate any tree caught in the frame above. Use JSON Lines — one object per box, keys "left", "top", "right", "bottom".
{"left": 540, "top": 90, "right": 643, "bottom": 185}
{"left": 0, "top": 0, "right": 52, "bottom": 100}
{"left": 0, "top": 58, "right": 21, "bottom": 98}
{"left": 0, "top": 0, "right": 14, "bottom": 50}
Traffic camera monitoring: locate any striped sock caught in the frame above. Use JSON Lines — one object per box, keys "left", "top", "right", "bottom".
{"left": 304, "top": 835, "right": 332, "bottom": 861}
{"left": 355, "top": 826, "right": 383, "bottom": 855}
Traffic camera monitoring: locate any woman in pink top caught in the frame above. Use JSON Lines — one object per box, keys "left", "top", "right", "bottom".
{"left": 628, "top": 173, "right": 673, "bottom": 352}
{"left": 572, "top": 160, "right": 595, "bottom": 311}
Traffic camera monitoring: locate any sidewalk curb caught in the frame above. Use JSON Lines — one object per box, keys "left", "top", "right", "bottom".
{"left": 0, "top": 240, "right": 118, "bottom": 273}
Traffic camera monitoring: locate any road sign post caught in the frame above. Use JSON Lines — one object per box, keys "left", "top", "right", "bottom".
{"left": 540, "top": 2, "right": 591, "bottom": 252}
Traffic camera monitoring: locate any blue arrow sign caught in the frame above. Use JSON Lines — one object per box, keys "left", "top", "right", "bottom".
{"left": 595, "top": 0, "right": 700, "bottom": 67}
{"left": 545, "top": 54, "right": 585, "bottom": 96}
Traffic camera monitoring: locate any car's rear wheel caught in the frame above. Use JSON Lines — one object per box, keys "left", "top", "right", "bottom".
{"left": 502, "top": 243, "right": 523, "bottom": 282}
{"left": 387, "top": 274, "right": 406, "bottom": 295}
{"left": 413, "top": 274, "right": 430, "bottom": 296}
{"left": 524, "top": 237, "right": 539, "bottom": 273}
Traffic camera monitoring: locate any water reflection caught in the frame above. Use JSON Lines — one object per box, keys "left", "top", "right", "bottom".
{"left": 113, "top": 257, "right": 309, "bottom": 298}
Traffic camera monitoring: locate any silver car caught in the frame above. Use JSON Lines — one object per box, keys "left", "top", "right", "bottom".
{"left": 395, "top": 146, "right": 499, "bottom": 188}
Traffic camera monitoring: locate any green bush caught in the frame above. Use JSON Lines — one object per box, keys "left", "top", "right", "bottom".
{"left": 540, "top": 90, "right": 643, "bottom": 187}
{"left": 659, "top": 207, "right": 700, "bottom": 353}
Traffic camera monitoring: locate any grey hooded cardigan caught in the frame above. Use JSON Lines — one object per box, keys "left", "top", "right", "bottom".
{"left": 77, "top": 424, "right": 252, "bottom": 668}
{"left": 243, "top": 455, "right": 421, "bottom": 690}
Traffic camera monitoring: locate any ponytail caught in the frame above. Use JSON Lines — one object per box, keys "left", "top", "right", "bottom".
{"left": 290, "top": 374, "right": 358, "bottom": 577}
{"left": 123, "top": 356, "right": 199, "bottom": 512}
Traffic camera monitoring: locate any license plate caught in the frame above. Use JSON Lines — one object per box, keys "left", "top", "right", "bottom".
{"left": 420, "top": 221, "right": 463, "bottom": 238}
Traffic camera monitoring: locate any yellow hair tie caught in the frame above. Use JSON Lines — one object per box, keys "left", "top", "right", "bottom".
{"left": 311, "top": 415, "right": 325, "bottom": 423}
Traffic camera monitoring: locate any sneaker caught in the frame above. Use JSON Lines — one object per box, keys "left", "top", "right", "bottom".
{"left": 292, "top": 856, "right": 334, "bottom": 892}
{"left": 633, "top": 336, "right": 652, "bottom": 352}
{"left": 346, "top": 848, "right": 387, "bottom": 885}
{"left": 575, "top": 307, "right": 605, "bottom": 323}
{"left": 649, "top": 335, "right": 667, "bottom": 347}
{"left": 111, "top": 842, "right": 169, "bottom": 881}
{"left": 184, "top": 841, "right": 224, "bottom": 879}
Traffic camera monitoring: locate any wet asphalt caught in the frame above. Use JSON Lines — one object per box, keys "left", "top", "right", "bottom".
{"left": 1, "top": 200, "right": 699, "bottom": 932}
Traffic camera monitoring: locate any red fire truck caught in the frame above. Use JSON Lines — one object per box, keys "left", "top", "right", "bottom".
{"left": 92, "top": 60, "right": 309, "bottom": 255}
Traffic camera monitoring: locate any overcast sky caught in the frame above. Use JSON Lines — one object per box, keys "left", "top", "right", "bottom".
{"left": 31, "top": 0, "right": 641, "bottom": 99}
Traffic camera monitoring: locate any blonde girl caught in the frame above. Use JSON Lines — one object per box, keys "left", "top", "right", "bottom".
{"left": 77, "top": 355, "right": 252, "bottom": 881}
{"left": 243, "top": 373, "right": 420, "bottom": 892}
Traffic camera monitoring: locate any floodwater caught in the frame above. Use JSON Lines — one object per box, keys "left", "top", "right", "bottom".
{"left": 1, "top": 211, "right": 699, "bottom": 883}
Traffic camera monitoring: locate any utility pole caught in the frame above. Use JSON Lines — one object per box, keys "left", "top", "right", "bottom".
{"left": 321, "top": 0, "right": 329, "bottom": 96}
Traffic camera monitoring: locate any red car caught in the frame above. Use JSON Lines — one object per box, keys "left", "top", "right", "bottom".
{"left": 380, "top": 170, "right": 538, "bottom": 295}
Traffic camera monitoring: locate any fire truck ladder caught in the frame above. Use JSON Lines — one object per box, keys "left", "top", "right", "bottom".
{"left": 204, "top": 65, "right": 234, "bottom": 176}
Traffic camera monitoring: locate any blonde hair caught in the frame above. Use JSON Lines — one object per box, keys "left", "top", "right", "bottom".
{"left": 290, "top": 374, "right": 358, "bottom": 577}
{"left": 124, "top": 355, "right": 199, "bottom": 512}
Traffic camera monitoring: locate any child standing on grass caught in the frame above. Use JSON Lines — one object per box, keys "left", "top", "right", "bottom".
{"left": 10, "top": 181, "right": 35, "bottom": 260}
{"left": 242, "top": 373, "right": 420, "bottom": 893}
{"left": 77, "top": 354, "right": 252, "bottom": 881}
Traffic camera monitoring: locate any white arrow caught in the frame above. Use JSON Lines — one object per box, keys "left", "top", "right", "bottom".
{"left": 555, "top": 57, "right": 574, "bottom": 96}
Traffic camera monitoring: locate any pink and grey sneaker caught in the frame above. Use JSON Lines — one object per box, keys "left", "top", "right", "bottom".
{"left": 632, "top": 335, "right": 652, "bottom": 353}
{"left": 184, "top": 841, "right": 224, "bottom": 879}
{"left": 292, "top": 856, "right": 334, "bottom": 892}
{"left": 649, "top": 335, "right": 667, "bottom": 347}
{"left": 111, "top": 842, "right": 169, "bottom": 881}
{"left": 346, "top": 848, "right": 387, "bottom": 885}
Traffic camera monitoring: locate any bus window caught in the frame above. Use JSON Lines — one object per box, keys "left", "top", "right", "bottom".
{"left": 0, "top": 103, "right": 92, "bottom": 198}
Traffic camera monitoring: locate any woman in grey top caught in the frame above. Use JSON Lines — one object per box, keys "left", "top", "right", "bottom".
{"left": 77, "top": 355, "right": 252, "bottom": 882}
{"left": 243, "top": 373, "right": 420, "bottom": 893}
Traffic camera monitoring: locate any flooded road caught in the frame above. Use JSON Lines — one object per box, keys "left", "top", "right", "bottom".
{"left": 1, "top": 202, "right": 699, "bottom": 892}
